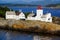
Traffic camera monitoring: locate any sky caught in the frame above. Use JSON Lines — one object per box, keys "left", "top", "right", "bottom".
{"left": 0, "top": 0, "right": 60, "bottom": 5}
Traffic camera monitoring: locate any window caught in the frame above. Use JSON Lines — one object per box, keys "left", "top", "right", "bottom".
{"left": 48, "top": 18, "right": 50, "bottom": 20}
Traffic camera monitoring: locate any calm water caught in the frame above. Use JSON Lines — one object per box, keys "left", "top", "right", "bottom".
{"left": 0, "top": 30, "right": 60, "bottom": 40}
{"left": 8, "top": 6, "right": 60, "bottom": 17}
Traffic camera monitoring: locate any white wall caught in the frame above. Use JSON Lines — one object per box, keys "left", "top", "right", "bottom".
{"left": 45, "top": 13, "right": 52, "bottom": 22}
{"left": 26, "top": 13, "right": 52, "bottom": 22}
{"left": 6, "top": 15, "right": 16, "bottom": 19}
{"left": 46, "top": 17, "right": 52, "bottom": 22}
{"left": 45, "top": 13, "right": 51, "bottom": 17}
{"left": 19, "top": 12, "right": 25, "bottom": 19}
{"left": 40, "top": 18, "right": 46, "bottom": 21}
{"left": 15, "top": 16, "right": 19, "bottom": 20}
{"left": 6, "top": 12, "right": 25, "bottom": 20}
{"left": 26, "top": 17, "right": 36, "bottom": 20}
{"left": 41, "top": 17, "right": 52, "bottom": 22}
{"left": 26, "top": 16, "right": 42, "bottom": 21}
{"left": 36, "top": 9, "right": 43, "bottom": 17}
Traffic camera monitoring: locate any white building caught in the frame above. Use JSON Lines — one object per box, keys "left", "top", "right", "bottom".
{"left": 6, "top": 10, "right": 25, "bottom": 20}
{"left": 26, "top": 11, "right": 36, "bottom": 20}
{"left": 26, "top": 6, "right": 52, "bottom": 22}
{"left": 6, "top": 6, "right": 52, "bottom": 22}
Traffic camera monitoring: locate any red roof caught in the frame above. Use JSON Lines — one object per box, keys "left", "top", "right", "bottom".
{"left": 37, "top": 5, "right": 42, "bottom": 9}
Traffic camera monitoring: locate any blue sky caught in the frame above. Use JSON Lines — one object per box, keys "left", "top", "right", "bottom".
{"left": 0, "top": 0, "right": 60, "bottom": 5}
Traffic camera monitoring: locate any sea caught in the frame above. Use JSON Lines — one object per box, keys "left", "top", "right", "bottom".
{"left": 8, "top": 6, "right": 60, "bottom": 17}
{"left": 0, "top": 6, "right": 60, "bottom": 40}
{"left": 0, "top": 30, "right": 60, "bottom": 40}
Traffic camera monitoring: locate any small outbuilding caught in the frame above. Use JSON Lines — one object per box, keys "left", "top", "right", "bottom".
{"left": 6, "top": 10, "right": 25, "bottom": 20}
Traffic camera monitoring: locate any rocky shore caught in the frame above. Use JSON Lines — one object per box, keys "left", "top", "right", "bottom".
{"left": 0, "top": 17, "right": 60, "bottom": 35}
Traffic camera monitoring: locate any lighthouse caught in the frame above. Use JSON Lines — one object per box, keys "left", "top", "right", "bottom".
{"left": 36, "top": 6, "right": 43, "bottom": 17}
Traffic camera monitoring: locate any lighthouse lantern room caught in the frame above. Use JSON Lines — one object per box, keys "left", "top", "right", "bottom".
{"left": 36, "top": 6, "right": 43, "bottom": 17}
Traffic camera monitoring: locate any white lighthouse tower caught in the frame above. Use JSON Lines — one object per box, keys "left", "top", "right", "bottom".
{"left": 36, "top": 6, "right": 43, "bottom": 17}
{"left": 35, "top": 6, "right": 43, "bottom": 20}
{"left": 26, "top": 6, "right": 52, "bottom": 22}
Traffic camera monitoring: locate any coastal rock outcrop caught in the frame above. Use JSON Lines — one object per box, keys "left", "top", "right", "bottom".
{"left": 0, "top": 17, "right": 60, "bottom": 35}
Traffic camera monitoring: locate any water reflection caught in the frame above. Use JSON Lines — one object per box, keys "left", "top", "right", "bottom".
{"left": 33, "top": 35, "right": 60, "bottom": 40}
{"left": 0, "top": 30, "right": 60, "bottom": 40}
{"left": 33, "top": 35, "right": 52, "bottom": 40}
{"left": 0, "top": 30, "right": 33, "bottom": 40}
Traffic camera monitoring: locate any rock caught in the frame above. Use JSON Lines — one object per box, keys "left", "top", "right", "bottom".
{"left": 0, "top": 20, "right": 7, "bottom": 27}
{"left": 0, "top": 17, "right": 60, "bottom": 35}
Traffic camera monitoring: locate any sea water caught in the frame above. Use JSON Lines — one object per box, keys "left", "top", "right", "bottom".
{"left": 0, "top": 30, "right": 60, "bottom": 40}
{"left": 8, "top": 6, "right": 60, "bottom": 17}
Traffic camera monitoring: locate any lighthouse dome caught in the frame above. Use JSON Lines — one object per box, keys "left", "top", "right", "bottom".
{"left": 37, "top": 5, "right": 42, "bottom": 10}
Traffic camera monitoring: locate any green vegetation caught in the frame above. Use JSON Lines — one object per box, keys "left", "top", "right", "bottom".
{"left": 0, "top": 6, "right": 10, "bottom": 18}
{"left": 0, "top": 6, "right": 30, "bottom": 18}
{"left": 52, "top": 16, "right": 60, "bottom": 25}
{"left": 24, "top": 12, "right": 30, "bottom": 18}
